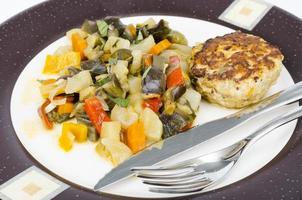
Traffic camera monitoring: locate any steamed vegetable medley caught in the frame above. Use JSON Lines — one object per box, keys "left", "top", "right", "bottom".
{"left": 38, "top": 17, "right": 201, "bottom": 165}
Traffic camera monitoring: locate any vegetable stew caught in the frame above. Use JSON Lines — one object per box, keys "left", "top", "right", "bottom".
{"left": 37, "top": 17, "right": 201, "bottom": 166}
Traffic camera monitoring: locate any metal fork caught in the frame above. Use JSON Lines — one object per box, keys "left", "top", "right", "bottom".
{"left": 132, "top": 105, "right": 302, "bottom": 194}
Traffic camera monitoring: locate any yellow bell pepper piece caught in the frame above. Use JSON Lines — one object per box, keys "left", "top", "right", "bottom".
{"left": 70, "top": 123, "right": 88, "bottom": 143}
{"left": 59, "top": 131, "right": 74, "bottom": 152}
{"left": 72, "top": 33, "right": 88, "bottom": 59}
{"left": 57, "top": 103, "right": 74, "bottom": 115}
{"left": 59, "top": 123, "right": 88, "bottom": 152}
{"left": 42, "top": 52, "right": 81, "bottom": 74}
{"left": 41, "top": 79, "right": 56, "bottom": 85}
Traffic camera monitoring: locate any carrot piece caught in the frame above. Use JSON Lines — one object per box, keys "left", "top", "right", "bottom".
{"left": 38, "top": 99, "right": 53, "bottom": 129}
{"left": 84, "top": 97, "right": 110, "bottom": 134}
{"left": 143, "top": 54, "right": 153, "bottom": 68}
{"left": 166, "top": 67, "right": 185, "bottom": 89}
{"left": 142, "top": 97, "right": 162, "bottom": 113}
{"left": 58, "top": 103, "right": 74, "bottom": 115}
{"left": 125, "top": 121, "right": 146, "bottom": 153}
{"left": 71, "top": 33, "right": 87, "bottom": 59}
{"left": 149, "top": 39, "right": 171, "bottom": 55}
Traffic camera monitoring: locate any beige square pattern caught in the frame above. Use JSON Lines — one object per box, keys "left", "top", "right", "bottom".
{"left": 22, "top": 183, "right": 42, "bottom": 196}
{"left": 219, "top": 0, "right": 273, "bottom": 30}
{"left": 239, "top": 7, "right": 253, "bottom": 16}
{"left": 0, "top": 166, "right": 69, "bottom": 200}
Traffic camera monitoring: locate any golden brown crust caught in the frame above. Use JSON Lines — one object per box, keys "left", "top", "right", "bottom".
{"left": 191, "top": 31, "right": 284, "bottom": 82}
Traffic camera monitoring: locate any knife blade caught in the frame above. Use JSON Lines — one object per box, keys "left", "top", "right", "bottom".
{"left": 94, "top": 113, "right": 252, "bottom": 190}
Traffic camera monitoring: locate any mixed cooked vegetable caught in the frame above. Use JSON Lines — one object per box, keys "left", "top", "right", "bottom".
{"left": 38, "top": 17, "right": 201, "bottom": 165}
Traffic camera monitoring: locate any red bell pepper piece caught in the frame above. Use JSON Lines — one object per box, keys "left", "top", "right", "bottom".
{"left": 84, "top": 97, "right": 110, "bottom": 134}
{"left": 142, "top": 97, "right": 162, "bottom": 113}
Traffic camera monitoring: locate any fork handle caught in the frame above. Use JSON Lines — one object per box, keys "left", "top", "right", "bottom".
{"left": 205, "top": 105, "right": 302, "bottom": 192}
{"left": 246, "top": 105, "right": 302, "bottom": 148}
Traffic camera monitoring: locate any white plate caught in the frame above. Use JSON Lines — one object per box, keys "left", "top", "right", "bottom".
{"left": 10, "top": 16, "right": 297, "bottom": 198}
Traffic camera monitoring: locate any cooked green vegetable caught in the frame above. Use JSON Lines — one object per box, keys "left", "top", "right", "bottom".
{"left": 96, "top": 75, "right": 111, "bottom": 87}
{"left": 97, "top": 20, "right": 109, "bottom": 38}
{"left": 104, "top": 17, "right": 125, "bottom": 35}
{"left": 110, "top": 49, "right": 132, "bottom": 62}
{"left": 75, "top": 112, "right": 92, "bottom": 125}
{"left": 47, "top": 110, "right": 71, "bottom": 123}
{"left": 163, "top": 88, "right": 176, "bottom": 115}
{"left": 166, "top": 30, "right": 188, "bottom": 45}
{"left": 81, "top": 60, "right": 107, "bottom": 78}
{"left": 86, "top": 33, "right": 105, "bottom": 49}
{"left": 87, "top": 126, "right": 99, "bottom": 142}
{"left": 81, "top": 20, "right": 98, "bottom": 34}
{"left": 171, "top": 85, "right": 186, "bottom": 101}
{"left": 67, "top": 67, "right": 81, "bottom": 76}
{"left": 102, "top": 74, "right": 124, "bottom": 98}
{"left": 70, "top": 102, "right": 84, "bottom": 117}
{"left": 148, "top": 19, "right": 171, "bottom": 43}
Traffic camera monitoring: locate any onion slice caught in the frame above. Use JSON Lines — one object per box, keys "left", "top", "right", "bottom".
{"left": 45, "top": 103, "right": 57, "bottom": 113}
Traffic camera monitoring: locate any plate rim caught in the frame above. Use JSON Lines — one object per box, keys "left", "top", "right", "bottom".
{"left": 1, "top": 0, "right": 302, "bottom": 199}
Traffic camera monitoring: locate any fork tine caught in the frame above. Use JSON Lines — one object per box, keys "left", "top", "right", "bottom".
{"left": 138, "top": 171, "right": 205, "bottom": 181}
{"left": 133, "top": 166, "right": 195, "bottom": 177}
{"left": 147, "top": 178, "right": 212, "bottom": 189}
{"left": 149, "top": 179, "right": 212, "bottom": 194}
{"left": 143, "top": 176, "right": 209, "bottom": 186}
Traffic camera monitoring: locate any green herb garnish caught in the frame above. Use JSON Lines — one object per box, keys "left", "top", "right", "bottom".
{"left": 96, "top": 76, "right": 111, "bottom": 87}
{"left": 108, "top": 95, "right": 129, "bottom": 107}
